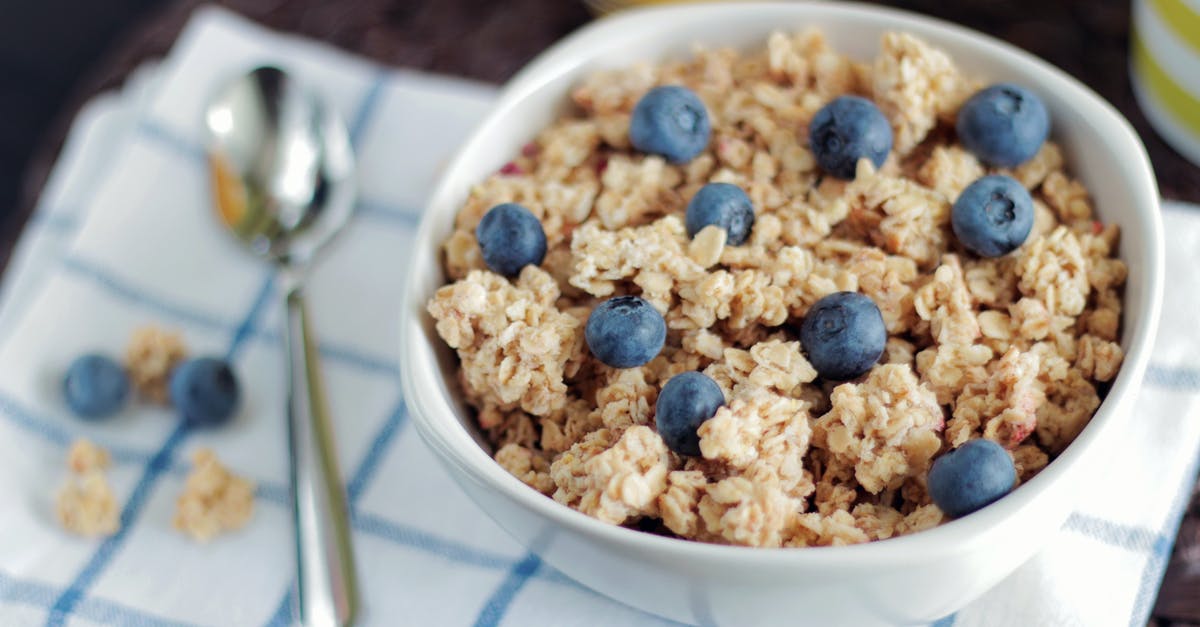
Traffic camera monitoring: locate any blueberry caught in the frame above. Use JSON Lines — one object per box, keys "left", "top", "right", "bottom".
{"left": 629, "top": 85, "right": 711, "bottom": 164}
{"left": 952, "top": 175, "right": 1034, "bottom": 258}
{"left": 63, "top": 354, "right": 129, "bottom": 419}
{"left": 809, "top": 96, "right": 893, "bottom": 180}
{"left": 799, "top": 292, "right": 886, "bottom": 381}
{"left": 655, "top": 371, "right": 725, "bottom": 456}
{"left": 169, "top": 357, "right": 240, "bottom": 428}
{"left": 585, "top": 296, "right": 666, "bottom": 368}
{"left": 685, "top": 182, "right": 756, "bottom": 245}
{"left": 956, "top": 83, "right": 1049, "bottom": 167}
{"left": 476, "top": 203, "right": 548, "bottom": 277}
{"left": 928, "top": 438, "right": 1016, "bottom": 518}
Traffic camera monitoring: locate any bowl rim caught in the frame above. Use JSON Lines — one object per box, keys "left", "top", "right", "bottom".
{"left": 400, "top": 0, "right": 1164, "bottom": 568}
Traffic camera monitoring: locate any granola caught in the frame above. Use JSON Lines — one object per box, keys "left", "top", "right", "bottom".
{"left": 56, "top": 440, "right": 119, "bottom": 537}
{"left": 428, "top": 30, "right": 1126, "bottom": 547}
{"left": 173, "top": 449, "right": 255, "bottom": 542}
{"left": 125, "top": 325, "right": 188, "bottom": 404}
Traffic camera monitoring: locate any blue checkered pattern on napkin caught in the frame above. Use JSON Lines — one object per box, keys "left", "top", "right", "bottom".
{"left": 0, "top": 7, "right": 1197, "bottom": 627}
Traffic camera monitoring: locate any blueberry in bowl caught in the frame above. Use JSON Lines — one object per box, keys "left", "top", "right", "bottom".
{"left": 799, "top": 292, "right": 887, "bottom": 381}
{"left": 685, "top": 182, "right": 756, "bottom": 246}
{"left": 951, "top": 174, "right": 1034, "bottom": 258}
{"left": 655, "top": 371, "right": 726, "bottom": 456}
{"left": 929, "top": 439, "right": 1018, "bottom": 519}
{"left": 629, "top": 85, "right": 711, "bottom": 164}
{"left": 476, "top": 202, "right": 548, "bottom": 277}
{"left": 809, "top": 95, "right": 893, "bottom": 179}
{"left": 585, "top": 296, "right": 667, "bottom": 369}
{"left": 956, "top": 83, "right": 1049, "bottom": 167}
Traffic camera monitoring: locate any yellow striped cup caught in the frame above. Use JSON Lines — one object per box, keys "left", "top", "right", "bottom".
{"left": 1132, "top": 0, "right": 1200, "bottom": 166}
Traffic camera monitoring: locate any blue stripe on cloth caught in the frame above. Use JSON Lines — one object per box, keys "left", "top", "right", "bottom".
{"left": 1145, "top": 364, "right": 1200, "bottom": 391}
{"left": 931, "top": 612, "right": 957, "bottom": 627}
{"left": 0, "top": 390, "right": 154, "bottom": 465}
{"left": 45, "top": 271, "right": 277, "bottom": 626}
{"left": 1130, "top": 536, "right": 1180, "bottom": 627}
{"left": 472, "top": 552, "right": 542, "bottom": 627}
{"left": 61, "top": 256, "right": 239, "bottom": 332}
{"left": 244, "top": 328, "right": 398, "bottom": 377}
{"left": 0, "top": 569, "right": 197, "bottom": 627}
{"left": 262, "top": 586, "right": 294, "bottom": 627}
{"left": 340, "top": 385, "right": 527, "bottom": 588}
{"left": 135, "top": 119, "right": 205, "bottom": 162}
{"left": 651, "top": 612, "right": 695, "bottom": 625}
{"left": 311, "top": 341, "right": 397, "bottom": 377}
{"left": 1063, "top": 513, "right": 1164, "bottom": 552}
{"left": 200, "top": 476, "right": 532, "bottom": 575}
{"left": 533, "top": 567, "right": 577, "bottom": 588}
{"left": 45, "top": 423, "right": 191, "bottom": 626}
{"left": 685, "top": 581, "right": 718, "bottom": 627}
{"left": 354, "top": 199, "right": 421, "bottom": 227}
{"left": 0, "top": 395, "right": 288, "bottom": 514}
{"left": 346, "top": 400, "right": 408, "bottom": 501}
{"left": 349, "top": 70, "right": 389, "bottom": 147}
{"left": 28, "top": 212, "right": 81, "bottom": 234}
{"left": 352, "top": 511, "right": 519, "bottom": 571}
{"left": 47, "top": 467, "right": 524, "bottom": 581}
{"left": 256, "top": 480, "right": 290, "bottom": 506}
{"left": 73, "top": 594, "right": 200, "bottom": 627}
{"left": 0, "top": 569, "right": 57, "bottom": 607}
{"left": 1128, "top": 437, "right": 1200, "bottom": 627}
{"left": 59, "top": 253, "right": 397, "bottom": 378}
{"left": 260, "top": 333, "right": 397, "bottom": 377}
{"left": 226, "top": 273, "right": 276, "bottom": 363}
{"left": 526, "top": 565, "right": 691, "bottom": 627}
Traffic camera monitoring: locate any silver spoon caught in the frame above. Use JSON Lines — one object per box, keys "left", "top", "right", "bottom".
{"left": 205, "top": 66, "right": 359, "bottom": 627}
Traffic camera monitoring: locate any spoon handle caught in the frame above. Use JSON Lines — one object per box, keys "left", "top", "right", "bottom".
{"left": 283, "top": 283, "right": 359, "bottom": 627}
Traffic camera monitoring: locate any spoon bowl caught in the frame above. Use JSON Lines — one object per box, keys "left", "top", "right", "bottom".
{"left": 207, "top": 66, "right": 355, "bottom": 266}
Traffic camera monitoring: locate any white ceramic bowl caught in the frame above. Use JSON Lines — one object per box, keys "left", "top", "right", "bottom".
{"left": 400, "top": 3, "right": 1164, "bottom": 625}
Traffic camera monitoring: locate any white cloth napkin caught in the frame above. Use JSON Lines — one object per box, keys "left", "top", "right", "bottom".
{"left": 0, "top": 7, "right": 1197, "bottom": 627}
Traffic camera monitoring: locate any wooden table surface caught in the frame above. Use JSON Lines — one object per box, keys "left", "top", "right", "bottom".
{"left": 16, "top": 0, "right": 1200, "bottom": 624}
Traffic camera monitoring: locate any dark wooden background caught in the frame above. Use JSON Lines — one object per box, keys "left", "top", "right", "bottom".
{"left": 4, "top": 0, "right": 1199, "bottom": 624}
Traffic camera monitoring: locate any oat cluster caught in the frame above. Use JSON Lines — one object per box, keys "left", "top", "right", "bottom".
{"left": 427, "top": 30, "right": 1126, "bottom": 547}
{"left": 56, "top": 439, "right": 120, "bottom": 537}
{"left": 125, "top": 325, "right": 188, "bottom": 404}
{"left": 173, "top": 449, "right": 255, "bottom": 542}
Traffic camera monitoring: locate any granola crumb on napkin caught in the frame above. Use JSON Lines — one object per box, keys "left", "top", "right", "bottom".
{"left": 56, "top": 439, "right": 120, "bottom": 538}
{"left": 125, "top": 325, "right": 188, "bottom": 404}
{"left": 173, "top": 449, "right": 255, "bottom": 542}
